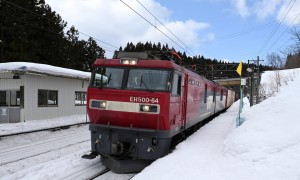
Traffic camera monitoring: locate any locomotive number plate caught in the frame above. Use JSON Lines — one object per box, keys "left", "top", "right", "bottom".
{"left": 130, "top": 96, "right": 159, "bottom": 104}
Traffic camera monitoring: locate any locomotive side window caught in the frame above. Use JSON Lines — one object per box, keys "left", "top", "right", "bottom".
{"left": 91, "top": 67, "right": 124, "bottom": 89}
{"left": 127, "top": 69, "right": 171, "bottom": 91}
{"left": 213, "top": 88, "right": 216, "bottom": 102}
{"left": 171, "top": 73, "right": 181, "bottom": 96}
{"left": 220, "top": 89, "right": 223, "bottom": 101}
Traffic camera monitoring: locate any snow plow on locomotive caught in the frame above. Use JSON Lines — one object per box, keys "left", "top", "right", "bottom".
{"left": 82, "top": 51, "right": 235, "bottom": 173}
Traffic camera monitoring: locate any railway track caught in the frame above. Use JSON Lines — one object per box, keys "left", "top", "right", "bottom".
{"left": 88, "top": 167, "right": 110, "bottom": 180}
{"left": 0, "top": 131, "right": 90, "bottom": 166}
{"left": 0, "top": 122, "right": 88, "bottom": 138}
{"left": 0, "top": 124, "right": 136, "bottom": 179}
{"left": 91, "top": 169, "right": 136, "bottom": 180}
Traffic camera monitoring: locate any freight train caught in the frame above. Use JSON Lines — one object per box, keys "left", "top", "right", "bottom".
{"left": 82, "top": 51, "right": 235, "bottom": 173}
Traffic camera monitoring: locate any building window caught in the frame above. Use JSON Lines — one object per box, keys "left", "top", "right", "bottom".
{"left": 75, "top": 92, "right": 87, "bottom": 106}
{"left": 38, "top": 90, "right": 58, "bottom": 107}
{"left": 10, "top": 91, "right": 20, "bottom": 106}
{"left": 0, "top": 91, "right": 7, "bottom": 106}
{"left": 0, "top": 90, "right": 20, "bottom": 106}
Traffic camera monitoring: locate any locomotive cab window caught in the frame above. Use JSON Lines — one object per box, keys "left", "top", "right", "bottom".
{"left": 91, "top": 67, "right": 124, "bottom": 89}
{"left": 127, "top": 69, "right": 171, "bottom": 91}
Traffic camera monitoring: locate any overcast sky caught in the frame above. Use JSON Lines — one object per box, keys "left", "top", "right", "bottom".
{"left": 45, "top": 0, "right": 300, "bottom": 63}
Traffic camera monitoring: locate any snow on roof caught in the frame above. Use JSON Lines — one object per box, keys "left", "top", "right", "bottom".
{"left": 0, "top": 62, "right": 91, "bottom": 80}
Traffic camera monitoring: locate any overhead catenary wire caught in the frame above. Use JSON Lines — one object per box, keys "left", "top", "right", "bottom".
{"left": 167, "top": 12, "right": 300, "bottom": 47}
{"left": 124, "top": 0, "right": 300, "bottom": 60}
{"left": 135, "top": 0, "right": 197, "bottom": 56}
{"left": 119, "top": 0, "right": 189, "bottom": 56}
{"left": 4, "top": 0, "right": 297, "bottom": 62}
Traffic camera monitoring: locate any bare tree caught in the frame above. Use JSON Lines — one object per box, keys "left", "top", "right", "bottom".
{"left": 283, "top": 27, "right": 300, "bottom": 69}
{"left": 290, "top": 27, "right": 300, "bottom": 52}
{"left": 267, "top": 52, "right": 285, "bottom": 69}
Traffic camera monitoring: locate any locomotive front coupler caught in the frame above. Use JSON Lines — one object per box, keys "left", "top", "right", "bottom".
{"left": 111, "top": 141, "right": 130, "bottom": 156}
{"left": 81, "top": 151, "right": 98, "bottom": 159}
{"left": 82, "top": 139, "right": 102, "bottom": 159}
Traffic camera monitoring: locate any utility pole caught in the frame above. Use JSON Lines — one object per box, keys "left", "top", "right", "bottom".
{"left": 248, "top": 56, "right": 264, "bottom": 105}
{"left": 247, "top": 60, "right": 254, "bottom": 106}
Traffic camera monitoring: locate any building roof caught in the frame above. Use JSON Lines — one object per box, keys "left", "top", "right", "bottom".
{"left": 0, "top": 62, "right": 91, "bottom": 80}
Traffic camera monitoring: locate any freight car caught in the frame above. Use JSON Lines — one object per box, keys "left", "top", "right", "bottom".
{"left": 83, "top": 51, "right": 235, "bottom": 173}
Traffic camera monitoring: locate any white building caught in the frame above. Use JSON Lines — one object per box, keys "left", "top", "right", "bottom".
{"left": 0, "top": 62, "right": 90, "bottom": 123}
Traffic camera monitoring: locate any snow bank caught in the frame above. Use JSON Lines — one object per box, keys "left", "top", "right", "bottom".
{"left": 134, "top": 69, "right": 300, "bottom": 180}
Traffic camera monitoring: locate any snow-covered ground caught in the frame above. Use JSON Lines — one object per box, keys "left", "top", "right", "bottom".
{"left": 134, "top": 68, "right": 300, "bottom": 180}
{"left": 0, "top": 68, "right": 299, "bottom": 180}
{"left": 0, "top": 115, "right": 88, "bottom": 136}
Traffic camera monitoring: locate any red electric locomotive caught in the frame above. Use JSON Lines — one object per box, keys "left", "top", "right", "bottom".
{"left": 83, "top": 51, "right": 234, "bottom": 173}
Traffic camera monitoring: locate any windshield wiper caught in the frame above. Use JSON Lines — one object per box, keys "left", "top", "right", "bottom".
{"left": 107, "top": 73, "right": 112, "bottom": 85}
{"left": 98, "top": 72, "right": 112, "bottom": 89}
{"left": 140, "top": 75, "right": 153, "bottom": 92}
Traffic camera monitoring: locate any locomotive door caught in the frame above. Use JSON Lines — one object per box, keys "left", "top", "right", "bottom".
{"left": 180, "top": 73, "right": 188, "bottom": 130}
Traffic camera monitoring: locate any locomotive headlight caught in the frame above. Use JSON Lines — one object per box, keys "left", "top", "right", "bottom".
{"left": 90, "top": 100, "right": 106, "bottom": 109}
{"left": 121, "top": 58, "right": 138, "bottom": 65}
{"left": 140, "top": 104, "right": 159, "bottom": 113}
{"left": 130, "top": 60, "right": 137, "bottom": 65}
{"left": 142, "top": 105, "right": 150, "bottom": 112}
{"left": 99, "top": 101, "right": 106, "bottom": 108}
{"left": 123, "top": 60, "right": 130, "bottom": 64}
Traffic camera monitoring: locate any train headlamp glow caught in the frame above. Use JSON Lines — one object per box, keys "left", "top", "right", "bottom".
{"left": 91, "top": 100, "right": 106, "bottom": 109}
{"left": 140, "top": 104, "right": 158, "bottom": 113}
{"left": 142, "top": 105, "right": 150, "bottom": 112}
{"left": 99, "top": 101, "right": 106, "bottom": 108}
{"left": 120, "top": 58, "right": 138, "bottom": 65}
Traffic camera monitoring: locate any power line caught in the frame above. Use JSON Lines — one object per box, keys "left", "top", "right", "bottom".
{"left": 135, "top": 0, "right": 196, "bottom": 56}
{"left": 198, "top": 21, "right": 277, "bottom": 45}
{"left": 2, "top": 0, "right": 118, "bottom": 50}
{"left": 277, "top": 38, "right": 292, "bottom": 51}
{"left": 257, "top": 0, "right": 296, "bottom": 55}
{"left": 119, "top": 0, "right": 188, "bottom": 55}
{"left": 266, "top": 11, "right": 300, "bottom": 53}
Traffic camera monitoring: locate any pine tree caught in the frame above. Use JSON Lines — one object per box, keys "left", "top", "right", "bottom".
{"left": 0, "top": 0, "right": 67, "bottom": 64}
{"left": 83, "top": 37, "right": 105, "bottom": 71}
